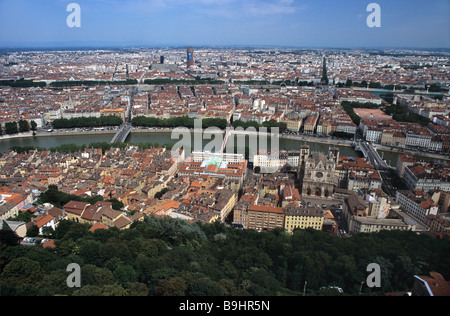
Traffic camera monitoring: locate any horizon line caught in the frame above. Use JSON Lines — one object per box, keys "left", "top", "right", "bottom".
{"left": 1, "top": 43, "right": 449, "bottom": 52}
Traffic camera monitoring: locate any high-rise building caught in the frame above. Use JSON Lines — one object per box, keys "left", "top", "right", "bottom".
{"left": 187, "top": 47, "right": 194, "bottom": 67}
{"left": 160, "top": 56, "right": 165, "bottom": 64}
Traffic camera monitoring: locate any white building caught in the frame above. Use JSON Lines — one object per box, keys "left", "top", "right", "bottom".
{"left": 395, "top": 190, "right": 439, "bottom": 223}
{"left": 365, "top": 128, "right": 383, "bottom": 143}
{"left": 404, "top": 165, "right": 450, "bottom": 192}
{"left": 192, "top": 151, "right": 245, "bottom": 164}
{"left": 44, "top": 108, "right": 62, "bottom": 123}
{"left": 337, "top": 122, "right": 357, "bottom": 135}
{"left": 253, "top": 150, "right": 300, "bottom": 173}
{"left": 405, "top": 132, "right": 432, "bottom": 149}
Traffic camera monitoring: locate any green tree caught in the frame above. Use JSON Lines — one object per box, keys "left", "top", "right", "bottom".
{"left": 187, "top": 277, "right": 225, "bottom": 296}
{"left": 5, "top": 122, "right": 18, "bottom": 135}
{"left": 114, "top": 264, "right": 138, "bottom": 287}
{"left": 101, "top": 284, "right": 129, "bottom": 296}
{"left": 41, "top": 270, "right": 74, "bottom": 296}
{"left": 154, "top": 276, "right": 188, "bottom": 296}
{"left": 26, "top": 225, "right": 39, "bottom": 237}
{"left": 106, "top": 198, "right": 124, "bottom": 211}
{"left": 73, "top": 285, "right": 103, "bottom": 296}
{"left": 127, "top": 282, "right": 149, "bottom": 296}
{"left": 0, "top": 222, "right": 20, "bottom": 246}
{"left": 18, "top": 120, "right": 30, "bottom": 133}
{"left": 154, "top": 188, "right": 169, "bottom": 200}
{"left": 82, "top": 264, "right": 116, "bottom": 287}
{"left": 374, "top": 256, "right": 395, "bottom": 293}
{"left": 1, "top": 257, "right": 45, "bottom": 284}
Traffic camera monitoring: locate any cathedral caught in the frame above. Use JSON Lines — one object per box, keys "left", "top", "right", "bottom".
{"left": 298, "top": 146, "right": 339, "bottom": 199}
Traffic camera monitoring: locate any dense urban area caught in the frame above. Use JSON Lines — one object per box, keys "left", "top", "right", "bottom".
{"left": 0, "top": 48, "right": 449, "bottom": 297}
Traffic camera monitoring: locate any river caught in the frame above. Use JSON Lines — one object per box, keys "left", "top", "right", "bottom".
{"left": 0, "top": 130, "right": 362, "bottom": 157}
{"left": 0, "top": 131, "right": 447, "bottom": 167}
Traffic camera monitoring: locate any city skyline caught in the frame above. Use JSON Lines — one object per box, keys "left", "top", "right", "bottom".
{"left": 0, "top": 0, "right": 449, "bottom": 49}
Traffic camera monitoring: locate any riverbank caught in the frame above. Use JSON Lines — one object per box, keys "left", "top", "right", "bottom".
{"left": 0, "top": 130, "right": 117, "bottom": 140}
{"left": 374, "top": 143, "right": 450, "bottom": 162}
{"left": 231, "top": 129, "right": 354, "bottom": 148}
{"left": 1, "top": 127, "right": 449, "bottom": 163}
{"left": 132, "top": 128, "right": 225, "bottom": 134}
{"left": 0, "top": 131, "right": 35, "bottom": 140}
{"left": 36, "top": 130, "right": 117, "bottom": 137}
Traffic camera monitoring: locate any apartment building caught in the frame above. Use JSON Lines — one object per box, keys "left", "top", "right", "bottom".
{"left": 303, "top": 113, "right": 319, "bottom": 134}
{"left": 284, "top": 204, "right": 324, "bottom": 234}
{"left": 253, "top": 150, "right": 300, "bottom": 174}
{"left": 247, "top": 205, "right": 285, "bottom": 231}
{"left": 396, "top": 154, "right": 416, "bottom": 179}
{"left": 404, "top": 165, "right": 450, "bottom": 192}
{"left": 396, "top": 190, "right": 439, "bottom": 223}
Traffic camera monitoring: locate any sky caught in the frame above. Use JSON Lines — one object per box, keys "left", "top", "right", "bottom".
{"left": 0, "top": 0, "right": 449, "bottom": 49}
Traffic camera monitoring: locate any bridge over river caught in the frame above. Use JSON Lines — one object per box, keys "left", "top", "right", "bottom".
{"left": 355, "top": 140, "right": 393, "bottom": 171}
{"left": 110, "top": 124, "right": 132, "bottom": 144}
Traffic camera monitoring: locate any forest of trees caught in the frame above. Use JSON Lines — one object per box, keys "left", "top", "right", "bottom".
{"left": 1, "top": 216, "right": 449, "bottom": 296}
{"left": 384, "top": 104, "right": 431, "bottom": 127}
{"left": 132, "top": 116, "right": 228, "bottom": 130}
{"left": 341, "top": 102, "right": 364, "bottom": 126}
{"left": 232, "top": 120, "right": 287, "bottom": 133}
{"left": 144, "top": 78, "right": 226, "bottom": 85}
{"left": 0, "top": 79, "right": 46, "bottom": 88}
{"left": 0, "top": 120, "right": 34, "bottom": 136}
{"left": 49, "top": 79, "right": 138, "bottom": 88}
{"left": 52, "top": 115, "right": 123, "bottom": 129}
{"left": 52, "top": 116, "right": 123, "bottom": 129}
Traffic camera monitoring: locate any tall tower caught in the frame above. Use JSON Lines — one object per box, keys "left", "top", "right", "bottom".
{"left": 187, "top": 47, "right": 194, "bottom": 68}
{"left": 321, "top": 56, "right": 329, "bottom": 85}
{"left": 329, "top": 147, "right": 340, "bottom": 166}
{"left": 298, "top": 145, "right": 310, "bottom": 181}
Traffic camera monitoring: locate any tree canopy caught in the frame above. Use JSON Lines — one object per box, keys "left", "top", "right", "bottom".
{"left": 52, "top": 116, "right": 123, "bottom": 129}
{"left": 132, "top": 116, "right": 228, "bottom": 130}
{"left": 1, "top": 215, "right": 448, "bottom": 297}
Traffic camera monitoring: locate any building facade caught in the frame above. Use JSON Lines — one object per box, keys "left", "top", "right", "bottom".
{"left": 247, "top": 205, "right": 285, "bottom": 231}
{"left": 396, "top": 190, "right": 439, "bottom": 223}
{"left": 284, "top": 205, "right": 324, "bottom": 234}
{"left": 187, "top": 47, "right": 194, "bottom": 68}
{"left": 300, "top": 147, "right": 339, "bottom": 198}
